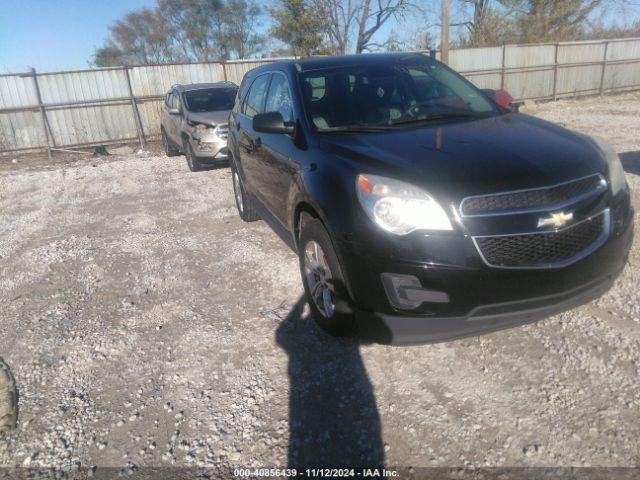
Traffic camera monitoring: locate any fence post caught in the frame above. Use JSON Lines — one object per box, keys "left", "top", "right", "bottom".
{"left": 30, "top": 68, "right": 52, "bottom": 160}
{"left": 600, "top": 41, "right": 609, "bottom": 96}
{"left": 222, "top": 61, "right": 228, "bottom": 82}
{"left": 500, "top": 43, "right": 507, "bottom": 89}
{"left": 500, "top": 44, "right": 506, "bottom": 89}
{"left": 552, "top": 43, "right": 559, "bottom": 101}
{"left": 124, "top": 67, "right": 145, "bottom": 148}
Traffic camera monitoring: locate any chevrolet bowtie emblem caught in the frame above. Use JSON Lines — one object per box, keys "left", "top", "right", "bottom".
{"left": 538, "top": 211, "right": 574, "bottom": 229}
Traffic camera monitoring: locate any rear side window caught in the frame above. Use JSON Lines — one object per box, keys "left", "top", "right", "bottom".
{"left": 234, "top": 77, "right": 250, "bottom": 113}
{"left": 167, "top": 92, "right": 180, "bottom": 110}
{"left": 242, "top": 74, "right": 270, "bottom": 118}
{"left": 264, "top": 73, "right": 293, "bottom": 123}
{"left": 304, "top": 76, "right": 326, "bottom": 101}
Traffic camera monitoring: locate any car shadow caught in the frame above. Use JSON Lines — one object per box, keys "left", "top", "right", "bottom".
{"left": 620, "top": 151, "right": 640, "bottom": 176}
{"left": 199, "top": 160, "right": 230, "bottom": 171}
{"left": 275, "top": 297, "right": 384, "bottom": 469}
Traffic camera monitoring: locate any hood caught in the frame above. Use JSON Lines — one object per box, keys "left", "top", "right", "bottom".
{"left": 186, "top": 110, "right": 230, "bottom": 126}
{"left": 319, "top": 113, "right": 607, "bottom": 203}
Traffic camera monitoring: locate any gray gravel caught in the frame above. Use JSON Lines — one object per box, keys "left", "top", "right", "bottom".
{"left": 0, "top": 93, "right": 639, "bottom": 472}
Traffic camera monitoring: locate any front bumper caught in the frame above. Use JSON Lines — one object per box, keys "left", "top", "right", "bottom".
{"left": 356, "top": 273, "right": 617, "bottom": 344}
{"left": 340, "top": 203, "right": 634, "bottom": 345}
{"left": 189, "top": 135, "right": 229, "bottom": 162}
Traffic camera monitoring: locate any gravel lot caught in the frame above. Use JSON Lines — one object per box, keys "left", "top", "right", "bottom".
{"left": 0, "top": 93, "right": 639, "bottom": 475}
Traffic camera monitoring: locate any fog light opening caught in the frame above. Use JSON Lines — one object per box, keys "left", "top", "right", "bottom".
{"left": 215, "top": 148, "right": 229, "bottom": 159}
{"left": 381, "top": 273, "right": 450, "bottom": 311}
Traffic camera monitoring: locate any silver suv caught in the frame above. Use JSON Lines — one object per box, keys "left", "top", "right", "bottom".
{"left": 161, "top": 82, "right": 238, "bottom": 171}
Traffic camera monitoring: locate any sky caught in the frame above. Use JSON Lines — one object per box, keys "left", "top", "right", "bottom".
{"left": 1, "top": 0, "right": 639, "bottom": 74}
{"left": 0, "top": 0, "right": 408, "bottom": 73}
{"left": 0, "top": 0, "right": 156, "bottom": 72}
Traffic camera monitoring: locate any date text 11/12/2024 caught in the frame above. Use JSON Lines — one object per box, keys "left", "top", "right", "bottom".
{"left": 234, "top": 468, "right": 400, "bottom": 477}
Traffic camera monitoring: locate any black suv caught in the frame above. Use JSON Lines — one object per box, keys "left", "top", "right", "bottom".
{"left": 228, "top": 53, "right": 633, "bottom": 344}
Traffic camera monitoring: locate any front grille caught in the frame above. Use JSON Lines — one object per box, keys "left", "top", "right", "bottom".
{"left": 474, "top": 212, "right": 607, "bottom": 268}
{"left": 215, "top": 124, "right": 229, "bottom": 140}
{"left": 461, "top": 175, "right": 604, "bottom": 216}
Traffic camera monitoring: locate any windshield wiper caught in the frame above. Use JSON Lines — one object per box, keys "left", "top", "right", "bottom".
{"left": 316, "top": 112, "right": 490, "bottom": 133}
{"left": 317, "top": 124, "right": 393, "bottom": 133}
{"left": 389, "top": 111, "right": 491, "bottom": 126}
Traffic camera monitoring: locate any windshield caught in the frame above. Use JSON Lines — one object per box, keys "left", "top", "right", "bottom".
{"left": 183, "top": 88, "right": 237, "bottom": 113}
{"left": 299, "top": 61, "right": 496, "bottom": 131}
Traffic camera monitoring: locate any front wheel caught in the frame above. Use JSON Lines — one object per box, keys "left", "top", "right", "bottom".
{"left": 162, "top": 128, "right": 180, "bottom": 157}
{"left": 298, "top": 214, "right": 355, "bottom": 337}
{"left": 183, "top": 139, "right": 201, "bottom": 172}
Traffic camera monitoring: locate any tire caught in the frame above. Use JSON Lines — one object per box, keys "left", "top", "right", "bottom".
{"left": 0, "top": 358, "right": 17, "bottom": 433}
{"left": 298, "top": 213, "right": 355, "bottom": 337}
{"left": 162, "top": 128, "right": 180, "bottom": 157}
{"left": 231, "top": 163, "right": 260, "bottom": 222}
{"left": 183, "top": 138, "right": 201, "bottom": 172}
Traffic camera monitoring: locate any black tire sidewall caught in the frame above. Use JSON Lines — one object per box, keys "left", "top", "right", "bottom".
{"left": 162, "top": 129, "right": 178, "bottom": 156}
{"left": 231, "top": 164, "right": 244, "bottom": 216}
{"left": 298, "top": 217, "right": 355, "bottom": 336}
{"left": 162, "top": 130, "right": 168, "bottom": 155}
{"left": 162, "top": 129, "right": 171, "bottom": 155}
{"left": 185, "top": 141, "right": 200, "bottom": 171}
{"left": 231, "top": 162, "right": 259, "bottom": 222}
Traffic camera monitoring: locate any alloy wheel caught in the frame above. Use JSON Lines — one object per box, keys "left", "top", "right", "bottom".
{"left": 303, "top": 240, "right": 335, "bottom": 318}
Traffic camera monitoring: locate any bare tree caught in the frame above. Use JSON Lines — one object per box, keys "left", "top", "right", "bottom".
{"left": 313, "top": 0, "right": 359, "bottom": 54}
{"left": 157, "top": 0, "right": 224, "bottom": 61}
{"left": 270, "top": 0, "right": 328, "bottom": 57}
{"left": 451, "top": 0, "right": 627, "bottom": 46}
{"left": 224, "top": 0, "right": 265, "bottom": 59}
{"left": 498, "top": 0, "right": 606, "bottom": 43}
{"left": 92, "top": 44, "right": 126, "bottom": 68}
{"left": 453, "top": 0, "right": 519, "bottom": 46}
{"left": 364, "top": 27, "right": 435, "bottom": 51}
{"left": 355, "top": 0, "right": 414, "bottom": 53}
{"left": 94, "top": 0, "right": 265, "bottom": 66}
{"left": 108, "top": 8, "right": 179, "bottom": 64}
{"left": 586, "top": 17, "right": 640, "bottom": 39}
{"left": 308, "top": 0, "right": 415, "bottom": 54}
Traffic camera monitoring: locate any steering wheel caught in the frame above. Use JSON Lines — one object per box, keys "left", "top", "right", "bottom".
{"left": 402, "top": 100, "right": 438, "bottom": 120}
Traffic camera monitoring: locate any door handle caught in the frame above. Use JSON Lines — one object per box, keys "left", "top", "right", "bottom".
{"left": 309, "top": 162, "right": 317, "bottom": 171}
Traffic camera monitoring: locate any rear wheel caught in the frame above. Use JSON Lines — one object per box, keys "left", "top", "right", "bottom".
{"left": 184, "top": 139, "right": 201, "bottom": 172}
{"left": 162, "top": 128, "right": 180, "bottom": 157}
{"left": 298, "top": 214, "right": 355, "bottom": 337}
{"left": 231, "top": 163, "right": 260, "bottom": 222}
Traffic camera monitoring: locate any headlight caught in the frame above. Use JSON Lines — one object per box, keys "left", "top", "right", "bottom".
{"left": 356, "top": 174, "right": 453, "bottom": 235}
{"left": 591, "top": 136, "right": 627, "bottom": 195}
{"left": 193, "top": 123, "right": 213, "bottom": 135}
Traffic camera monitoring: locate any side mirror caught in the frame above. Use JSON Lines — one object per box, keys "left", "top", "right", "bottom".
{"left": 481, "top": 88, "right": 516, "bottom": 110}
{"left": 168, "top": 107, "right": 181, "bottom": 115}
{"left": 253, "top": 112, "right": 294, "bottom": 134}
